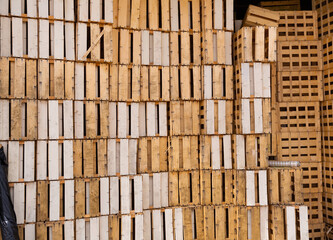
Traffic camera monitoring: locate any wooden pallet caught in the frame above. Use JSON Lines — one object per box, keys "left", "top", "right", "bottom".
{"left": 232, "top": 134, "right": 270, "bottom": 170}
{"left": 235, "top": 63, "right": 272, "bottom": 99}
{"left": 199, "top": 100, "right": 233, "bottom": 135}
{"left": 277, "top": 70, "right": 323, "bottom": 102}
{"left": 275, "top": 131, "right": 322, "bottom": 163}
{"left": 269, "top": 205, "right": 310, "bottom": 240}
{"left": 233, "top": 26, "right": 277, "bottom": 64}
{"left": 275, "top": 101, "right": 321, "bottom": 133}
{"left": 202, "top": 30, "right": 232, "bottom": 65}
{"left": 260, "top": 0, "right": 300, "bottom": 11}
{"left": 168, "top": 136, "right": 199, "bottom": 171}
{"left": 202, "top": 65, "right": 234, "bottom": 100}
{"left": 200, "top": 135, "right": 232, "bottom": 170}
{"left": 277, "top": 40, "right": 323, "bottom": 72}
{"left": 234, "top": 98, "right": 271, "bottom": 134}
{"left": 169, "top": 101, "right": 200, "bottom": 136}
{"left": 243, "top": 5, "right": 279, "bottom": 27}
{"left": 138, "top": 137, "right": 168, "bottom": 173}
{"left": 267, "top": 168, "right": 303, "bottom": 205}
{"left": 278, "top": 11, "right": 318, "bottom": 41}
{"left": 170, "top": 66, "right": 202, "bottom": 100}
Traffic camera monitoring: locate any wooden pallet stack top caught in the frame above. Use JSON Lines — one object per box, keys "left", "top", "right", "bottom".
{"left": 243, "top": 5, "right": 280, "bottom": 27}
{"left": 259, "top": 0, "right": 301, "bottom": 11}
{"left": 313, "top": 0, "right": 333, "bottom": 38}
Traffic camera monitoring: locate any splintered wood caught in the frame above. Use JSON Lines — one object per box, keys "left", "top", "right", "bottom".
{"left": 0, "top": 0, "right": 313, "bottom": 239}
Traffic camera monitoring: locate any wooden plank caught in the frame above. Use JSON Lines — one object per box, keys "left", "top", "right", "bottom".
{"left": 141, "top": 30, "right": 150, "bottom": 65}
{"left": 129, "top": 139, "right": 137, "bottom": 175}
{"left": 76, "top": 219, "right": 85, "bottom": 240}
{"left": 218, "top": 100, "right": 226, "bottom": 134}
{"left": 107, "top": 139, "right": 116, "bottom": 176}
{"left": 110, "top": 177, "right": 119, "bottom": 214}
{"left": 12, "top": 17, "right": 23, "bottom": 57}
{"left": 26, "top": 182, "right": 36, "bottom": 222}
{"left": 236, "top": 135, "right": 245, "bottom": 169}
{"left": 259, "top": 170, "right": 268, "bottom": 206}
{"left": 286, "top": 206, "right": 296, "bottom": 240}
{"left": 211, "top": 136, "right": 220, "bottom": 169}
{"left": 268, "top": 27, "right": 277, "bottom": 61}
{"left": 165, "top": 208, "right": 173, "bottom": 239}
{"left": 147, "top": 102, "right": 156, "bottom": 136}
{"left": 262, "top": 63, "right": 270, "bottom": 98}
{"left": 153, "top": 173, "right": 161, "bottom": 208}
{"left": 170, "top": 0, "right": 178, "bottom": 31}
{"left": 299, "top": 206, "right": 309, "bottom": 240}
{"left": 37, "top": 141, "right": 47, "bottom": 180}
{"left": 152, "top": 210, "right": 162, "bottom": 240}
{"left": 54, "top": 21, "right": 64, "bottom": 59}
{"left": 153, "top": 31, "right": 162, "bottom": 65}
{"left": 254, "top": 63, "right": 263, "bottom": 97}
{"left": 48, "top": 101, "right": 59, "bottom": 139}
{"left": 48, "top": 141, "right": 59, "bottom": 180}
{"left": 54, "top": 61, "right": 64, "bottom": 98}
{"left": 24, "top": 141, "right": 35, "bottom": 181}
{"left": 175, "top": 208, "right": 183, "bottom": 239}
{"left": 65, "top": 180, "right": 74, "bottom": 220}
{"left": 0, "top": 17, "right": 11, "bottom": 57}
{"left": 134, "top": 175, "right": 143, "bottom": 213}
{"left": 49, "top": 180, "right": 60, "bottom": 221}
{"left": 14, "top": 183, "right": 24, "bottom": 224}
{"left": 246, "top": 171, "right": 255, "bottom": 206}
{"left": 39, "top": 20, "right": 49, "bottom": 58}
{"left": 90, "top": 217, "right": 100, "bottom": 240}
{"left": 100, "top": 216, "right": 109, "bottom": 240}
{"left": 120, "top": 139, "right": 129, "bottom": 175}
{"left": 118, "top": 102, "right": 127, "bottom": 138}
{"left": 74, "top": 101, "right": 84, "bottom": 138}
{"left": 64, "top": 221, "right": 74, "bottom": 240}
{"left": 65, "top": 23, "right": 75, "bottom": 60}
{"left": 241, "top": 63, "right": 250, "bottom": 98}
{"left": 28, "top": 19, "right": 38, "bottom": 58}
{"left": 260, "top": 206, "right": 269, "bottom": 240}
{"left": 122, "top": 215, "right": 131, "bottom": 239}
{"left": 135, "top": 214, "right": 143, "bottom": 240}
{"left": 77, "top": 23, "right": 87, "bottom": 61}
{"left": 223, "top": 135, "right": 232, "bottom": 169}
{"left": 0, "top": 100, "right": 9, "bottom": 140}
{"left": 37, "top": 181, "right": 48, "bottom": 221}
{"left": 254, "top": 99, "right": 263, "bottom": 133}
{"left": 225, "top": 32, "right": 232, "bottom": 65}
{"left": 241, "top": 99, "right": 251, "bottom": 134}
{"left": 25, "top": 224, "right": 36, "bottom": 240}
{"left": 255, "top": 26, "right": 265, "bottom": 61}
{"left": 226, "top": 0, "right": 234, "bottom": 30}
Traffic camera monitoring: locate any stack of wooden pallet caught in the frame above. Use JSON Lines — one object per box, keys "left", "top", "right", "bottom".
{"left": 313, "top": 0, "right": 333, "bottom": 237}
{"left": 272, "top": 10, "right": 325, "bottom": 239}
{"left": 233, "top": 14, "right": 310, "bottom": 239}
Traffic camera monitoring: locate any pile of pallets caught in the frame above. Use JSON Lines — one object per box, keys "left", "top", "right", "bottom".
{"left": 272, "top": 10, "right": 325, "bottom": 238}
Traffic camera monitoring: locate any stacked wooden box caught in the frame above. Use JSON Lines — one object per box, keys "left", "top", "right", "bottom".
{"left": 313, "top": 0, "right": 333, "bottom": 236}
{"left": 233, "top": 21, "right": 310, "bottom": 239}
{"left": 273, "top": 10, "right": 325, "bottom": 238}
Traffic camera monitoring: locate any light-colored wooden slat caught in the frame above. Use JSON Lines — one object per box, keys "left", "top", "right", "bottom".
{"left": 65, "top": 180, "right": 74, "bottom": 220}
{"left": 299, "top": 206, "right": 309, "bottom": 240}
{"left": 37, "top": 141, "right": 47, "bottom": 180}
{"left": 110, "top": 177, "right": 119, "bottom": 214}
{"left": 64, "top": 221, "right": 74, "bottom": 240}
{"left": 254, "top": 99, "right": 263, "bottom": 133}
{"left": 48, "top": 141, "right": 59, "bottom": 180}
{"left": 26, "top": 182, "right": 36, "bottom": 223}
{"left": 246, "top": 171, "right": 255, "bottom": 206}
{"left": 49, "top": 180, "right": 60, "bottom": 221}
{"left": 12, "top": 17, "right": 23, "bottom": 57}
{"left": 14, "top": 183, "right": 25, "bottom": 224}
{"left": 24, "top": 141, "right": 35, "bottom": 181}
{"left": 286, "top": 206, "right": 296, "bottom": 240}
{"left": 0, "top": 100, "right": 9, "bottom": 140}
{"left": 0, "top": 17, "right": 11, "bottom": 57}
{"left": 39, "top": 20, "right": 49, "bottom": 58}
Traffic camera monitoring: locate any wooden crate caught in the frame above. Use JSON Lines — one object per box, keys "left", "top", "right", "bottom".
{"left": 233, "top": 26, "right": 277, "bottom": 64}
{"left": 267, "top": 168, "right": 303, "bottom": 205}
{"left": 276, "top": 131, "right": 322, "bottom": 163}
{"left": 76, "top": 23, "right": 114, "bottom": 62}
{"left": 232, "top": 134, "right": 270, "bottom": 170}
{"left": 269, "top": 205, "right": 310, "bottom": 240}
{"left": 321, "top": 100, "right": 333, "bottom": 132}
{"left": 169, "top": 101, "right": 200, "bottom": 136}
{"left": 138, "top": 137, "right": 168, "bottom": 173}
{"left": 323, "top": 192, "right": 333, "bottom": 225}
{"left": 200, "top": 100, "right": 233, "bottom": 135}
{"left": 260, "top": 0, "right": 300, "bottom": 11}
{"left": 235, "top": 63, "right": 272, "bottom": 99}
{"left": 200, "top": 135, "right": 232, "bottom": 170}
{"left": 234, "top": 98, "right": 271, "bottom": 134}
{"left": 275, "top": 102, "right": 321, "bottom": 133}
{"left": 200, "top": 170, "right": 235, "bottom": 205}
{"left": 73, "top": 140, "right": 109, "bottom": 178}
{"left": 168, "top": 170, "right": 200, "bottom": 206}
{"left": 277, "top": 70, "right": 323, "bottom": 102}
{"left": 202, "top": 65, "right": 233, "bottom": 100}
{"left": 202, "top": 30, "right": 232, "bottom": 65}
{"left": 0, "top": 100, "right": 38, "bottom": 141}
{"left": 322, "top": 130, "right": 333, "bottom": 164}
{"left": 201, "top": 0, "right": 234, "bottom": 31}
{"left": 278, "top": 11, "right": 318, "bottom": 41}
{"left": 300, "top": 162, "right": 323, "bottom": 194}
{"left": 243, "top": 5, "right": 279, "bottom": 27}
{"left": 323, "top": 161, "right": 333, "bottom": 194}
{"left": 169, "top": 32, "right": 201, "bottom": 66}
{"left": 322, "top": 36, "right": 333, "bottom": 71}
{"left": 313, "top": 0, "right": 333, "bottom": 38}
{"left": 170, "top": 66, "right": 202, "bottom": 101}
{"left": 323, "top": 68, "right": 333, "bottom": 100}
{"left": 168, "top": 136, "right": 199, "bottom": 171}
{"left": 308, "top": 223, "right": 325, "bottom": 240}
{"left": 277, "top": 40, "right": 322, "bottom": 72}
{"left": 303, "top": 192, "right": 324, "bottom": 225}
